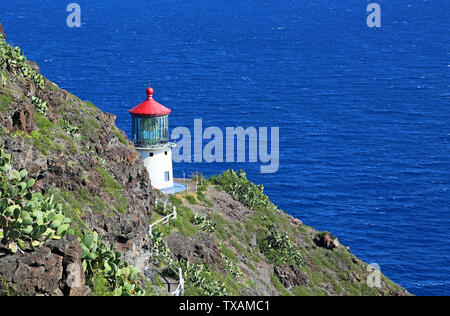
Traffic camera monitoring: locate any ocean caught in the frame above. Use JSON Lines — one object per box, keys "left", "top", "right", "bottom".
{"left": 1, "top": 0, "right": 449, "bottom": 295}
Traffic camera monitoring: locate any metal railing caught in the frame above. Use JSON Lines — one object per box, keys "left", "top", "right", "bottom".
{"left": 149, "top": 198, "right": 184, "bottom": 296}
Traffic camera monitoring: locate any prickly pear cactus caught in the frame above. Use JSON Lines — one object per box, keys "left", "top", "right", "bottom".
{"left": 0, "top": 147, "right": 73, "bottom": 253}
{"left": 0, "top": 34, "right": 45, "bottom": 89}
{"left": 79, "top": 232, "right": 144, "bottom": 296}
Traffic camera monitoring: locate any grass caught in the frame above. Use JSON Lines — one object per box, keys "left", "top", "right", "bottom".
{"left": 0, "top": 277, "right": 19, "bottom": 296}
{"left": 79, "top": 118, "right": 101, "bottom": 140}
{"left": 218, "top": 242, "right": 238, "bottom": 262}
{"left": 270, "top": 272, "right": 291, "bottom": 296}
{"left": 0, "top": 89, "right": 13, "bottom": 112}
{"left": 210, "top": 212, "right": 231, "bottom": 240}
{"left": 96, "top": 167, "right": 128, "bottom": 214}
{"left": 27, "top": 129, "right": 63, "bottom": 155}
{"left": 90, "top": 272, "right": 114, "bottom": 296}
{"left": 230, "top": 238, "right": 251, "bottom": 259}
{"left": 51, "top": 188, "right": 93, "bottom": 238}
{"left": 137, "top": 274, "right": 159, "bottom": 296}
{"left": 184, "top": 194, "right": 197, "bottom": 205}
{"left": 197, "top": 190, "right": 206, "bottom": 202}
{"left": 113, "top": 127, "right": 128, "bottom": 145}
{"left": 165, "top": 206, "right": 198, "bottom": 237}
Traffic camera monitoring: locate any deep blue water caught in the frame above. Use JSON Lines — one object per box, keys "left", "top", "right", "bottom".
{"left": 1, "top": 0, "right": 449, "bottom": 295}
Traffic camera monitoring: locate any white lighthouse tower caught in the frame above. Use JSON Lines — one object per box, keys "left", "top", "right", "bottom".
{"left": 129, "top": 83, "right": 175, "bottom": 190}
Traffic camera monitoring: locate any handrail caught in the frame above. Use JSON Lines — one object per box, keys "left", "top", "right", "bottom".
{"left": 149, "top": 198, "right": 184, "bottom": 296}
{"left": 149, "top": 208, "right": 177, "bottom": 236}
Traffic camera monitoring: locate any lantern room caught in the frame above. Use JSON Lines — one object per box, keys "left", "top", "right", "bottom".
{"left": 129, "top": 83, "right": 176, "bottom": 190}
{"left": 129, "top": 86, "right": 171, "bottom": 148}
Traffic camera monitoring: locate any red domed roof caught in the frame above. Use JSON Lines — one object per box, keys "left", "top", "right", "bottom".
{"left": 128, "top": 83, "right": 171, "bottom": 116}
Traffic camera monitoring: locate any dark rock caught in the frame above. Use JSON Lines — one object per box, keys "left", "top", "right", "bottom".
{"left": 165, "top": 231, "right": 221, "bottom": 267}
{"left": 273, "top": 265, "right": 308, "bottom": 290}
{"left": 0, "top": 236, "right": 89, "bottom": 296}
{"left": 314, "top": 232, "right": 340, "bottom": 250}
{"left": 293, "top": 218, "right": 303, "bottom": 226}
{"left": 0, "top": 60, "right": 154, "bottom": 275}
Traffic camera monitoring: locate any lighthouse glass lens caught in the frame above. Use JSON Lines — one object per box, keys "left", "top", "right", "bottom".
{"left": 132, "top": 115, "right": 169, "bottom": 148}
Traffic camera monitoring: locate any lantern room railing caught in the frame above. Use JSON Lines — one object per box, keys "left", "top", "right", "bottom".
{"left": 132, "top": 115, "right": 169, "bottom": 148}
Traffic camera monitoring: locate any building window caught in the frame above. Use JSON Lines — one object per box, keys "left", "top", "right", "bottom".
{"left": 165, "top": 171, "right": 170, "bottom": 182}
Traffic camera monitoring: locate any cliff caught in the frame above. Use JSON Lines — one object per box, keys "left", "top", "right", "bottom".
{"left": 0, "top": 32, "right": 409, "bottom": 296}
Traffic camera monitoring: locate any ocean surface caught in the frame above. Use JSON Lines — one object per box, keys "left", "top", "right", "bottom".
{"left": 1, "top": 0, "right": 449, "bottom": 295}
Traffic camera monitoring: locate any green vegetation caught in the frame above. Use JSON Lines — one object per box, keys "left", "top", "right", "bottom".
{"left": 27, "top": 129, "right": 62, "bottom": 155}
{"left": 11, "top": 112, "right": 63, "bottom": 156}
{"left": 0, "top": 147, "right": 74, "bottom": 253}
{"left": 80, "top": 232, "right": 145, "bottom": 296}
{"left": 59, "top": 116, "right": 80, "bottom": 139}
{"left": 151, "top": 229, "right": 171, "bottom": 258}
{"left": 1, "top": 72, "right": 7, "bottom": 86}
{"left": 210, "top": 170, "right": 276, "bottom": 211}
{"left": 0, "top": 148, "right": 146, "bottom": 296}
{"left": 96, "top": 167, "right": 128, "bottom": 214}
{"left": 79, "top": 118, "right": 101, "bottom": 140}
{"left": 113, "top": 128, "right": 128, "bottom": 145}
{"left": 0, "top": 89, "right": 12, "bottom": 111}
{"left": 270, "top": 272, "right": 292, "bottom": 296}
{"left": 0, "top": 277, "right": 19, "bottom": 296}
{"left": 170, "top": 206, "right": 198, "bottom": 237}
{"left": 210, "top": 170, "right": 302, "bottom": 268}
{"left": 179, "top": 259, "right": 228, "bottom": 296}
{"left": 210, "top": 212, "right": 231, "bottom": 241}
{"left": 31, "top": 96, "right": 48, "bottom": 116}
{"left": 184, "top": 194, "right": 197, "bottom": 205}
{"left": 0, "top": 35, "right": 45, "bottom": 88}
{"left": 258, "top": 224, "right": 304, "bottom": 267}
{"left": 168, "top": 194, "right": 183, "bottom": 208}
{"left": 221, "top": 254, "right": 242, "bottom": 280}
{"left": 191, "top": 214, "right": 216, "bottom": 233}
{"left": 218, "top": 242, "right": 238, "bottom": 262}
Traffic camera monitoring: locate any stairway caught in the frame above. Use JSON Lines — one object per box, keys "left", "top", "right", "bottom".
{"left": 148, "top": 198, "right": 184, "bottom": 296}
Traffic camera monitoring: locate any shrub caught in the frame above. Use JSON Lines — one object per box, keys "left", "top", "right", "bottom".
{"left": 80, "top": 232, "right": 145, "bottom": 296}
{"left": 60, "top": 116, "right": 80, "bottom": 139}
{"left": 0, "top": 147, "right": 73, "bottom": 253}
{"left": 210, "top": 170, "right": 276, "bottom": 211}
{"left": 151, "top": 229, "right": 170, "bottom": 258}
{"left": 31, "top": 96, "right": 48, "bottom": 116}
{"left": 221, "top": 254, "right": 242, "bottom": 280}
{"left": 179, "top": 259, "right": 228, "bottom": 296}
{"left": 259, "top": 224, "right": 304, "bottom": 268}
{"left": 0, "top": 72, "right": 7, "bottom": 86}
{"left": 185, "top": 194, "right": 197, "bottom": 205}
{"left": 168, "top": 194, "right": 183, "bottom": 208}
{"left": 0, "top": 35, "right": 45, "bottom": 88}
{"left": 191, "top": 214, "right": 216, "bottom": 233}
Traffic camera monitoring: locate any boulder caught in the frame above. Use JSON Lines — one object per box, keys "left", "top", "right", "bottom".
{"left": 273, "top": 265, "right": 308, "bottom": 290}
{"left": 0, "top": 236, "right": 89, "bottom": 296}
{"left": 314, "top": 232, "right": 340, "bottom": 250}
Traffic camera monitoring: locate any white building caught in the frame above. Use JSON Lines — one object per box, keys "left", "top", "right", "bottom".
{"left": 129, "top": 84, "right": 176, "bottom": 190}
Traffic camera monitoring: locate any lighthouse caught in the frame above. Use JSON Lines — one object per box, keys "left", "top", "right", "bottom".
{"left": 129, "top": 83, "right": 176, "bottom": 190}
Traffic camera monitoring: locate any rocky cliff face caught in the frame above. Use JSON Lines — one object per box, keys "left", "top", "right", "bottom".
{"left": 0, "top": 236, "right": 89, "bottom": 296}
{"left": 155, "top": 178, "right": 410, "bottom": 296}
{"left": 0, "top": 30, "right": 410, "bottom": 296}
{"left": 0, "top": 30, "right": 155, "bottom": 295}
